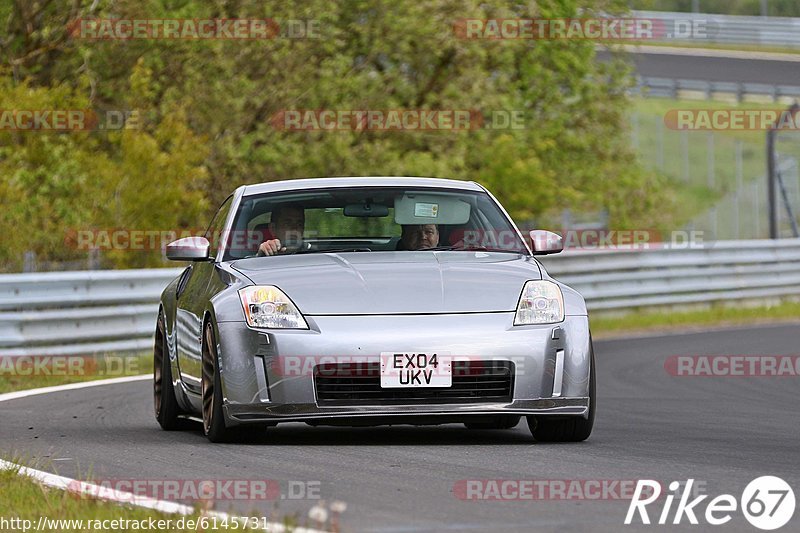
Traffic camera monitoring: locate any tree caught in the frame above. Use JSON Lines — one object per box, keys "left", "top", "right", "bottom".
{"left": 0, "top": 0, "right": 671, "bottom": 270}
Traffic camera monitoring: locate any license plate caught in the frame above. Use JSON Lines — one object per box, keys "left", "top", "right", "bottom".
{"left": 380, "top": 352, "right": 451, "bottom": 388}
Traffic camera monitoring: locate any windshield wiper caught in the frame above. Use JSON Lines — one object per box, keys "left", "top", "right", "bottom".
{"left": 421, "top": 245, "right": 462, "bottom": 251}
{"left": 420, "top": 245, "right": 525, "bottom": 253}
{"left": 295, "top": 247, "right": 373, "bottom": 254}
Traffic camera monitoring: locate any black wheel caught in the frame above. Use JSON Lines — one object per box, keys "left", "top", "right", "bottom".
{"left": 527, "top": 344, "right": 596, "bottom": 442}
{"left": 464, "top": 416, "right": 521, "bottom": 430}
{"left": 154, "top": 313, "right": 181, "bottom": 430}
{"left": 201, "top": 321, "right": 245, "bottom": 443}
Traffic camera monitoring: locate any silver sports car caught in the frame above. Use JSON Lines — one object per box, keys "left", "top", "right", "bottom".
{"left": 154, "top": 177, "right": 595, "bottom": 442}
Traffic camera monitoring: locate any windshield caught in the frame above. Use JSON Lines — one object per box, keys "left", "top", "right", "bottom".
{"left": 221, "top": 186, "right": 528, "bottom": 260}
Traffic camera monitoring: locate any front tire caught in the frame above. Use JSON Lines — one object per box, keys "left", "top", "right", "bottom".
{"left": 527, "top": 344, "right": 596, "bottom": 442}
{"left": 154, "top": 313, "right": 181, "bottom": 430}
{"left": 201, "top": 321, "right": 244, "bottom": 443}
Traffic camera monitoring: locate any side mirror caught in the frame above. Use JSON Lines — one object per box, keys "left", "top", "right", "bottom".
{"left": 166, "top": 237, "right": 211, "bottom": 261}
{"left": 529, "top": 230, "right": 563, "bottom": 255}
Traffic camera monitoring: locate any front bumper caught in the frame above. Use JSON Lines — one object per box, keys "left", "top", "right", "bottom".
{"left": 214, "top": 312, "right": 592, "bottom": 426}
{"left": 225, "top": 397, "right": 589, "bottom": 424}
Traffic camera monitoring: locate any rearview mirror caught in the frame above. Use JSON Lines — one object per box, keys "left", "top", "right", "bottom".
{"left": 166, "top": 237, "right": 211, "bottom": 261}
{"left": 529, "top": 230, "right": 563, "bottom": 255}
{"left": 343, "top": 203, "right": 389, "bottom": 217}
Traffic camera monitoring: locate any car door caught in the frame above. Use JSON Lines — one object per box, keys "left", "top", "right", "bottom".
{"left": 175, "top": 196, "right": 233, "bottom": 393}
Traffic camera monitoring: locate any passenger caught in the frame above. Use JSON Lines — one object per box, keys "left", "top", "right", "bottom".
{"left": 257, "top": 205, "right": 305, "bottom": 256}
{"left": 398, "top": 224, "right": 439, "bottom": 250}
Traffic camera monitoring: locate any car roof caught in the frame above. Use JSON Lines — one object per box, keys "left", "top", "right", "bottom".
{"left": 241, "top": 176, "right": 483, "bottom": 196}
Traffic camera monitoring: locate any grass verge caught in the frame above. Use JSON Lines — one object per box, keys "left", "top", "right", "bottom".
{"left": 0, "top": 464, "right": 282, "bottom": 532}
{"left": 0, "top": 353, "right": 151, "bottom": 395}
{"left": 622, "top": 41, "right": 800, "bottom": 56}
{"left": 590, "top": 300, "right": 800, "bottom": 338}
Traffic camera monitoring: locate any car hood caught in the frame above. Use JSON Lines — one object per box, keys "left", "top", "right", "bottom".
{"left": 230, "top": 252, "right": 541, "bottom": 315}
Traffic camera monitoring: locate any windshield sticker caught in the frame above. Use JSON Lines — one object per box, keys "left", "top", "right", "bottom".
{"left": 414, "top": 202, "right": 439, "bottom": 218}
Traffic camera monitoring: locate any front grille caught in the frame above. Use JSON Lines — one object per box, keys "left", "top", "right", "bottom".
{"left": 314, "top": 360, "right": 514, "bottom": 405}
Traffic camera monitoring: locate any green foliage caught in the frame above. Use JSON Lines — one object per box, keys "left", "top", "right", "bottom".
{"left": 0, "top": 72, "right": 208, "bottom": 270}
{"left": 0, "top": 0, "right": 670, "bottom": 270}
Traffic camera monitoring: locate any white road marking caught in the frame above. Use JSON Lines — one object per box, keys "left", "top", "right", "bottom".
{"left": 0, "top": 375, "right": 329, "bottom": 533}
{"left": 0, "top": 374, "right": 151, "bottom": 403}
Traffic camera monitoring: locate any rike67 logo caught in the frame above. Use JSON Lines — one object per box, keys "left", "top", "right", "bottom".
{"left": 626, "top": 477, "right": 795, "bottom": 530}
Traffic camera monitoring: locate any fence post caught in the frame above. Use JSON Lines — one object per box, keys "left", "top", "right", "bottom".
{"left": 23, "top": 251, "right": 36, "bottom": 273}
{"left": 561, "top": 209, "right": 572, "bottom": 231}
{"left": 734, "top": 140, "right": 744, "bottom": 239}
{"left": 754, "top": 180, "right": 761, "bottom": 238}
{"left": 735, "top": 140, "right": 743, "bottom": 190}
{"left": 88, "top": 249, "right": 101, "bottom": 270}
{"left": 707, "top": 132, "right": 715, "bottom": 189}
{"left": 656, "top": 116, "right": 664, "bottom": 170}
{"left": 709, "top": 206, "right": 717, "bottom": 240}
{"left": 681, "top": 130, "right": 690, "bottom": 182}
{"left": 767, "top": 125, "right": 778, "bottom": 238}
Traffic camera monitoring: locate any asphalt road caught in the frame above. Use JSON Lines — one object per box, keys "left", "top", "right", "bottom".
{"left": 1, "top": 324, "right": 798, "bottom": 532}
{"left": 597, "top": 49, "right": 800, "bottom": 86}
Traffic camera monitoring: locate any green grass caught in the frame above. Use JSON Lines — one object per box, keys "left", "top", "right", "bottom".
{"left": 590, "top": 300, "right": 800, "bottom": 337}
{"left": 631, "top": 97, "right": 772, "bottom": 189}
{"left": 630, "top": 97, "right": 787, "bottom": 234}
{"left": 0, "top": 464, "right": 277, "bottom": 532}
{"left": 0, "top": 353, "right": 151, "bottom": 395}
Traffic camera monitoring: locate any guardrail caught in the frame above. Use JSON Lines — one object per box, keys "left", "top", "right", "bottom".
{"left": 0, "top": 269, "right": 182, "bottom": 357}
{"left": 2, "top": 239, "right": 800, "bottom": 356}
{"left": 540, "top": 239, "right": 800, "bottom": 311}
{"left": 633, "top": 10, "right": 800, "bottom": 49}
{"left": 635, "top": 76, "right": 800, "bottom": 103}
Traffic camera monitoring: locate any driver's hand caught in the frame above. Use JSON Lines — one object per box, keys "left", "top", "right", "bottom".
{"left": 257, "top": 239, "right": 285, "bottom": 256}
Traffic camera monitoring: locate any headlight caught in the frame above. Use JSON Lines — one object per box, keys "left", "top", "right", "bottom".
{"left": 238, "top": 286, "right": 308, "bottom": 329}
{"left": 514, "top": 280, "right": 564, "bottom": 325}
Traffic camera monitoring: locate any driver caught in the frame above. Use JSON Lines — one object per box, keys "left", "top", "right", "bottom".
{"left": 257, "top": 205, "right": 305, "bottom": 256}
{"left": 398, "top": 224, "right": 439, "bottom": 250}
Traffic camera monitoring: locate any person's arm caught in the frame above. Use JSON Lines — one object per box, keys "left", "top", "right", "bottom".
{"left": 257, "top": 239, "right": 284, "bottom": 256}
